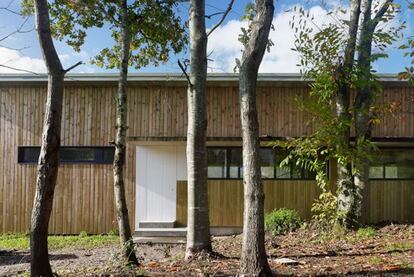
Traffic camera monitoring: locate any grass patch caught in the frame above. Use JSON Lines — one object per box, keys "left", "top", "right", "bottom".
{"left": 356, "top": 226, "right": 376, "bottom": 239}
{"left": 0, "top": 233, "right": 118, "bottom": 250}
{"left": 369, "top": 255, "right": 382, "bottom": 265}
{"left": 385, "top": 242, "right": 414, "bottom": 253}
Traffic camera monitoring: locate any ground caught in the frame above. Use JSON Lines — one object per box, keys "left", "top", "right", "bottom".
{"left": 1, "top": 224, "right": 413, "bottom": 276}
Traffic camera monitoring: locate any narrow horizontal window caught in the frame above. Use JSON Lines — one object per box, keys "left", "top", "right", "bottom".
{"left": 207, "top": 147, "right": 318, "bottom": 180}
{"left": 17, "top": 146, "right": 115, "bottom": 164}
{"left": 369, "top": 148, "right": 414, "bottom": 180}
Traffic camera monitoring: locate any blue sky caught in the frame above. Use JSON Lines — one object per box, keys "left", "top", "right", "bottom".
{"left": 0, "top": 0, "right": 412, "bottom": 74}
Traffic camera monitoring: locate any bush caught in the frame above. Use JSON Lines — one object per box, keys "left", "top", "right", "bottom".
{"left": 265, "top": 208, "right": 302, "bottom": 236}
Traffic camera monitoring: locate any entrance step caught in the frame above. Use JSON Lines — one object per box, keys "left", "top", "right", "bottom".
{"left": 135, "top": 227, "right": 186, "bottom": 237}
{"left": 138, "top": 221, "right": 176, "bottom": 228}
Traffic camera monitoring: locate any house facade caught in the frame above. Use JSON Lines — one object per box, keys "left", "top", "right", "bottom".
{"left": 0, "top": 73, "right": 413, "bottom": 235}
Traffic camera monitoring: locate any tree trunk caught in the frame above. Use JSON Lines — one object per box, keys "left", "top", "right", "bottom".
{"left": 239, "top": 0, "right": 274, "bottom": 275}
{"left": 335, "top": 0, "right": 361, "bottom": 229}
{"left": 112, "top": 0, "right": 138, "bottom": 265}
{"left": 185, "top": 0, "right": 211, "bottom": 259}
{"left": 354, "top": 0, "right": 392, "bottom": 224}
{"left": 31, "top": 1, "right": 65, "bottom": 276}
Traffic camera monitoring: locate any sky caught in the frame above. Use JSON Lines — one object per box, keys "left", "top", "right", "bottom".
{"left": 0, "top": 0, "right": 412, "bottom": 74}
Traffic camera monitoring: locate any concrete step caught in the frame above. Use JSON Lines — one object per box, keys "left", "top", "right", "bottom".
{"left": 138, "top": 221, "right": 176, "bottom": 228}
{"left": 135, "top": 227, "right": 186, "bottom": 237}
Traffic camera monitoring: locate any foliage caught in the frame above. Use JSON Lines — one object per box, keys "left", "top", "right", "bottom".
{"left": 0, "top": 233, "right": 118, "bottom": 250}
{"left": 264, "top": 208, "right": 302, "bottom": 236}
{"left": 398, "top": 36, "right": 414, "bottom": 85}
{"left": 311, "top": 191, "right": 340, "bottom": 227}
{"left": 108, "top": 228, "right": 119, "bottom": 236}
{"left": 234, "top": 2, "right": 274, "bottom": 71}
{"left": 356, "top": 226, "right": 377, "bottom": 239}
{"left": 22, "top": 0, "right": 187, "bottom": 69}
{"left": 271, "top": 4, "right": 404, "bottom": 228}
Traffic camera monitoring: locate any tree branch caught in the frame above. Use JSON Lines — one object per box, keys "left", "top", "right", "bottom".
{"left": 0, "top": 44, "right": 30, "bottom": 52}
{"left": 0, "top": 0, "right": 22, "bottom": 16}
{"left": 0, "top": 16, "right": 32, "bottom": 43}
{"left": 63, "top": 61, "right": 83, "bottom": 73}
{"left": 206, "top": 0, "right": 234, "bottom": 37}
{"left": 0, "top": 64, "right": 41, "bottom": 75}
{"left": 177, "top": 59, "right": 192, "bottom": 86}
{"left": 205, "top": 12, "right": 224, "bottom": 19}
{"left": 372, "top": 0, "right": 393, "bottom": 27}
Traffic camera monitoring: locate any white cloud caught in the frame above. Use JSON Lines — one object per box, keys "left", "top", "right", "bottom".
{"left": 207, "top": 4, "right": 348, "bottom": 73}
{"left": 0, "top": 47, "right": 46, "bottom": 73}
{"left": 0, "top": 47, "right": 97, "bottom": 74}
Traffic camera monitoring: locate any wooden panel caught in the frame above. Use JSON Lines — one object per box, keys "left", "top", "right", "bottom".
{"left": 177, "top": 179, "right": 414, "bottom": 227}
{"left": 0, "top": 86, "right": 135, "bottom": 234}
{"left": 1, "top": 82, "right": 413, "bottom": 234}
{"left": 368, "top": 180, "right": 414, "bottom": 223}
{"left": 177, "top": 180, "right": 319, "bottom": 227}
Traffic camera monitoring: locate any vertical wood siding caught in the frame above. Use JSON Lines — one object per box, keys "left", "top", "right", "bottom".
{"left": 176, "top": 180, "right": 320, "bottom": 227}
{"left": 177, "top": 180, "right": 414, "bottom": 226}
{"left": 0, "top": 82, "right": 413, "bottom": 233}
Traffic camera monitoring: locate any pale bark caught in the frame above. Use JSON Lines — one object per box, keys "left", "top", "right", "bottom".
{"left": 30, "top": 0, "right": 64, "bottom": 276}
{"left": 185, "top": 0, "right": 211, "bottom": 259}
{"left": 112, "top": 0, "right": 138, "bottom": 265}
{"left": 353, "top": 0, "right": 392, "bottom": 224}
{"left": 239, "top": 0, "right": 274, "bottom": 275}
{"left": 335, "top": 0, "right": 361, "bottom": 229}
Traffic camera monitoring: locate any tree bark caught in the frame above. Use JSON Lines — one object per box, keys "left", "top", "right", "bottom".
{"left": 354, "top": 0, "right": 392, "bottom": 224}
{"left": 31, "top": 1, "right": 64, "bottom": 276}
{"left": 185, "top": 0, "right": 211, "bottom": 259}
{"left": 335, "top": 0, "right": 361, "bottom": 229}
{"left": 239, "top": 0, "right": 274, "bottom": 276}
{"left": 112, "top": 0, "right": 138, "bottom": 265}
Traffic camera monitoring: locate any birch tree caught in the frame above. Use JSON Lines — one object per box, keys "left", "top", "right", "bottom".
{"left": 183, "top": 0, "right": 233, "bottom": 259}
{"left": 48, "top": 0, "right": 186, "bottom": 264}
{"left": 335, "top": 0, "right": 362, "bottom": 228}
{"left": 29, "top": 0, "right": 81, "bottom": 275}
{"left": 184, "top": 0, "right": 211, "bottom": 258}
{"left": 238, "top": 0, "right": 274, "bottom": 275}
{"left": 278, "top": 0, "right": 401, "bottom": 228}
{"left": 353, "top": 0, "right": 394, "bottom": 222}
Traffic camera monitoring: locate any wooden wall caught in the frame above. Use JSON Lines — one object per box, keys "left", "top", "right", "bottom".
{"left": 0, "top": 81, "right": 413, "bottom": 233}
{"left": 177, "top": 180, "right": 414, "bottom": 227}
{"left": 126, "top": 85, "right": 414, "bottom": 138}
{"left": 176, "top": 180, "right": 320, "bottom": 227}
{"left": 0, "top": 85, "right": 133, "bottom": 234}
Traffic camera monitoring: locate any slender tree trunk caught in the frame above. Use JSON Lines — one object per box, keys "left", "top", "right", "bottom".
{"left": 185, "top": 0, "right": 211, "bottom": 259}
{"left": 113, "top": 0, "right": 138, "bottom": 265}
{"left": 30, "top": 1, "right": 64, "bottom": 276}
{"left": 354, "top": 0, "right": 392, "bottom": 224}
{"left": 335, "top": 0, "right": 361, "bottom": 229}
{"left": 239, "top": 0, "right": 274, "bottom": 275}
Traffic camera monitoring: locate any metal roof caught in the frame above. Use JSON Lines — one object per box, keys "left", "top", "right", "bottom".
{"left": 0, "top": 72, "right": 404, "bottom": 82}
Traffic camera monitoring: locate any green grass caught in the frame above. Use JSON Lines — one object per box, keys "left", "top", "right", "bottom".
{"left": 0, "top": 233, "right": 119, "bottom": 250}
{"left": 356, "top": 226, "right": 377, "bottom": 239}
{"left": 385, "top": 242, "right": 414, "bottom": 253}
{"left": 368, "top": 255, "right": 382, "bottom": 265}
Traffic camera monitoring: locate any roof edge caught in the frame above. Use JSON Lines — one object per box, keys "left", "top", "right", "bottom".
{"left": 0, "top": 72, "right": 406, "bottom": 84}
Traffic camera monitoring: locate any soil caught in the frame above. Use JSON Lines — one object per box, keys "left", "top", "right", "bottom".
{"left": 1, "top": 224, "right": 413, "bottom": 276}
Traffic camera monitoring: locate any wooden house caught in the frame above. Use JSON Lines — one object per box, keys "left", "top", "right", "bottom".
{"left": 0, "top": 73, "right": 413, "bottom": 235}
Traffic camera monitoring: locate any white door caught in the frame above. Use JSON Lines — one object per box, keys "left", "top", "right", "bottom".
{"left": 135, "top": 145, "right": 186, "bottom": 229}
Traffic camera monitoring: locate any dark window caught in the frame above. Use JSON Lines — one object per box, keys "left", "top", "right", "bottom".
{"left": 369, "top": 149, "right": 414, "bottom": 180}
{"left": 207, "top": 148, "right": 226, "bottom": 178}
{"left": 17, "top": 146, "right": 115, "bottom": 164}
{"left": 207, "top": 147, "right": 317, "bottom": 180}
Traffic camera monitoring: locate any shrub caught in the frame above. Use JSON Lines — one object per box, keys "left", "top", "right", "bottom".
{"left": 265, "top": 208, "right": 302, "bottom": 236}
